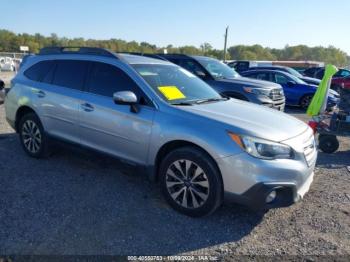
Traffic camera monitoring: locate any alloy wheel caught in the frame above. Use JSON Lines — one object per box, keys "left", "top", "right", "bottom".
{"left": 301, "top": 95, "right": 312, "bottom": 108}
{"left": 21, "top": 120, "right": 42, "bottom": 153}
{"left": 165, "top": 159, "right": 210, "bottom": 209}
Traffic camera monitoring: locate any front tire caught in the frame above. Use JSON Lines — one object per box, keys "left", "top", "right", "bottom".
{"left": 300, "top": 95, "right": 313, "bottom": 109}
{"left": 18, "top": 113, "right": 49, "bottom": 158}
{"left": 318, "top": 134, "right": 339, "bottom": 154}
{"left": 159, "top": 147, "right": 223, "bottom": 217}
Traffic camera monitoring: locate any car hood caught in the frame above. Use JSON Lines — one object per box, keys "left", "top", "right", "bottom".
{"left": 180, "top": 99, "right": 308, "bottom": 142}
{"left": 217, "top": 76, "right": 281, "bottom": 89}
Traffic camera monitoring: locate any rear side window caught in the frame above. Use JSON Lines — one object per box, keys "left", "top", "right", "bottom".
{"left": 86, "top": 62, "right": 140, "bottom": 98}
{"left": 252, "top": 72, "right": 270, "bottom": 81}
{"left": 24, "top": 60, "right": 55, "bottom": 81}
{"left": 52, "top": 60, "right": 89, "bottom": 90}
{"left": 235, "top": 62, "right": 249, "bottom": 72}
{"left": 274, "top": 73, "right": 289, "bottom": 84}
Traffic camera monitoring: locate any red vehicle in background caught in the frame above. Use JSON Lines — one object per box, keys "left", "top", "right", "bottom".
{"left": 332, "top": 76, "right": 350, "bottom": 90}
{"left": 303, "top": 67, "right": 350, "bottom": 90}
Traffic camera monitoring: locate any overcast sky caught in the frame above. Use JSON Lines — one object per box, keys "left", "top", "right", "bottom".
{"left": 2, "top": 0, "right": 350, "bottom": 54}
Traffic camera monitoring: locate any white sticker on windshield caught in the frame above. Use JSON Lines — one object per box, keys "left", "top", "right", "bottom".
{"left": 179, "top": 68, "right": 196, "bottom": 78}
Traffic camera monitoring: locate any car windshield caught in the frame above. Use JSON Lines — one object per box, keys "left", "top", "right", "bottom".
{"left": 195, "top": 57, "right": 240, "bottom": 79}
{"left": 285, "top": 67, "right": 303, "bottom": 78}
{"left": 132, "top": 64, "right": 223, "bottom": 104}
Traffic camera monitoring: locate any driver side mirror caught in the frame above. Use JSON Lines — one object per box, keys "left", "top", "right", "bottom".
{"left": 287, "top": 81, "right": 296, "bottom": 87}
{"left": 0, "top": 80, "right": 4, "bottom": 91}
{"left": 113, "top": 91, "right": 139, "bottom": 113}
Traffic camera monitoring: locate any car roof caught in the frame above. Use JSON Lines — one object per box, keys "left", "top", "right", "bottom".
{"left": 36, "top": 47, "right": 173, "bottom": 66}
{"left": 251, "top": 65, "right": 287, "bottom": 69}
{"left": 118, "top": 53, "right": 172, "bottom": 65}
{"left": 243, "top": 69, "right": 288, "bottom": 74}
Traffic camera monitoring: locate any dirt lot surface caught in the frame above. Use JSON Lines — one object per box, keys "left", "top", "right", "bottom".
{"left": 0, "top": 102, "right": 349, "bottom": 258}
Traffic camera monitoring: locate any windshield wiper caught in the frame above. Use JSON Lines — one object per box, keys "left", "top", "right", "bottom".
{"left": 194, "top": 97, "right": 229, "bottom": 104}
{"left": 170, "top": 101, "right": 194, "bottom": 106}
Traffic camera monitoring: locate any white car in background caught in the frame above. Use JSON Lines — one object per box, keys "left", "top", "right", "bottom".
{"left": 0, "top": 57, "right": 16, "bottom": 72}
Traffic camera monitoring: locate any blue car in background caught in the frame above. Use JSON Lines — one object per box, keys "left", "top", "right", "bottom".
{"left": 241, "top": 69, "right": 340, "bottom": 109}
{"left": 243, "top": 65, "right": 321, "bottom": 86}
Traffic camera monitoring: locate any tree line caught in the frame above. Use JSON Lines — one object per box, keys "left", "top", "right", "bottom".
{"left": 0, "top": 29, "right": 349, "bottom": 67}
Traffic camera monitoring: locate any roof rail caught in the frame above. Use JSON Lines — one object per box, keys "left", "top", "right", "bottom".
{"left": 119, "top": 52, "right": 168, "bottom": 61}
{"left": 39, "top": 47, "right": 118, "bottom": 59}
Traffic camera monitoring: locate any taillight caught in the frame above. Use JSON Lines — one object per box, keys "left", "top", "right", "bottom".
{"left": 308, "top": 121, "right": 318, "bottom": 134}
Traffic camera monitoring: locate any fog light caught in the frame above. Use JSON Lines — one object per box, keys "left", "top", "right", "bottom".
{"left": 266, "top": 190, "right": 276, "bottom": 203}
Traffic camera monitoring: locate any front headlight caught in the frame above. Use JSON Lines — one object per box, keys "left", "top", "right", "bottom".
{"left": 228, "top": 132, "right": 293, "bottom": 160}
{"left": 243, "top": 87, "right": 271, "bottom": 96}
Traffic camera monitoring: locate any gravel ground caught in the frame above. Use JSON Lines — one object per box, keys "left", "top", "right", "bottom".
{"left": 0, "top": 103, "right": 349, "bottom": 258}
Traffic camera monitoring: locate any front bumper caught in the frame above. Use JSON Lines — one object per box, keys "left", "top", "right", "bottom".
{"left": 218, "top": 129, "right": 317, "bottom": 210}
{"left": 250, "top": 95, "right": 286, "bottom": 111}
{"left": 225, "top": 172, "right": 314, "bottom": 210}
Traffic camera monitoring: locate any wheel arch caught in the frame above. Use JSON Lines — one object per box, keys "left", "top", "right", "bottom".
{"left": 153, "top": 140, "right": 223, "bottom": 185}
{"left": 299, "top": 93, "right": 315, "bottom": 106}
{"left": 15, "top": 105, "right": 38, "bottom": 132}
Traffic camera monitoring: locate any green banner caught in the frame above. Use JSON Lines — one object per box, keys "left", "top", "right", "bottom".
{"left": 307, "top": 64, "right": 338, "bottom": 116}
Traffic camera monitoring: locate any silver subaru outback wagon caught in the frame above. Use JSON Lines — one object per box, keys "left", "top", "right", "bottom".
{"left": 4, "top": 47, "right": 317, "bottom": 217}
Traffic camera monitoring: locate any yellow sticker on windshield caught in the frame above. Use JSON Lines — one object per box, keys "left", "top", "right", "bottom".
{"left": 158, "top": 86, "right": 186, "bottom": 100}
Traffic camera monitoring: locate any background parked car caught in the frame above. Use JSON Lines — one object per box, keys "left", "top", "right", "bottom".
{"left": 244, "top": 66, "right": 321, "bottom": 86}
{"left": 155, "top": 54, "right": 286, "bottom": 111}
{"left": 241, "top": 69, "right": 340, "bottom": 109}
{"left": 227, "top": 60, "right": 324, "bottom": 74}
{"left": 303, "top": 67, "right": 350, "bottom": 79}
{"left": 303, "top": 67, "right": 350, "bottom": 91}
{"left": 0, "top": 79, "right": 5, "bottom": 104}
{"left": 332, "top": 75, "right": 350, "bottom": 90}
{"left": 0, "top": 57, "right": 16, "bottom": 72}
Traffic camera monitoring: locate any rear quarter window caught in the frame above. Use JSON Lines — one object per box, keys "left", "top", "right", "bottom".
{"left": 24, "top": 60, "right": 55, "bottom": 81}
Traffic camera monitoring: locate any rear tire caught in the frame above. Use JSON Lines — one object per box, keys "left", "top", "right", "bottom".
{"left": 318, "top": 134, "right": 339, "bottom": 154}
{"left": 159, "top": 146, "right": 223, "bottom": 217}
{"left": 18, "top": 113, "right": 50, "bottom": 158}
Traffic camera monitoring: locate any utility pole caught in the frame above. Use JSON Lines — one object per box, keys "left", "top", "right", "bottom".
{"left": 223, "top": 26, "right": 229, "bottom": 62}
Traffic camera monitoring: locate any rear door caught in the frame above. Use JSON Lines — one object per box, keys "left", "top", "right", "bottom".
{"left": 79, "top": 61, "right": 155, "bottom": 164}
{"left": 271, "top": 72, "right": 300, "bottom": 105}
{"left": 30, "top": 59, "right": 88, "bottom": 143}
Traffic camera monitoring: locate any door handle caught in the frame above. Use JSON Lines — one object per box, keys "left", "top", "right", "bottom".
{"left": 81, "top": 102, "right": 94, "bottom": 112}
{"left": 37, "top": 91, "right": 46, "bottom": 98}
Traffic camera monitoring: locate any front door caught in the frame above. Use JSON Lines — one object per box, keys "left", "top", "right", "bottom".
{"left": 79, "top": 61, "right": 155, "bottom": 165}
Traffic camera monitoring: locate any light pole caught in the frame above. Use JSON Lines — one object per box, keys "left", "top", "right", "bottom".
{"left": 223, "top": 26, "right": 229, "bottom": 62}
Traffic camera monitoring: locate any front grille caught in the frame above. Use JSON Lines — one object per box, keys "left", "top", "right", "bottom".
{"left": 303, "top": 134, "right": 317, "bottom": 167}
{"left": 270, "top": 88, "right": 284, "bottom": 101}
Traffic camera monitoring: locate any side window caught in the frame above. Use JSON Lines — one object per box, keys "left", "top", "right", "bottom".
{"left": 87, "top": 62, "right": 148, "bottom": 104}
{"left": 41, "top": 62, "right": 56, "bottom": 84}
{"left": 315, "top": 69, "right": 324, "bottom": 79}
{"left": 255, "top": 72, "right": 269, "bottom": 81}
{"left": 245, "top": 73, "right": 258, "bottom": 79}
{"left": 52, "top": 60, "right": 88, "bottom": 90}
{"left": 274, "top": 73, "right": 289, "bottom": 85}
{"left": 236, "top": 62, "right": 249, "bottom": 72}
{"left": 339, "top": 70, "right": 350, "bottom": 77}
{"left": 179, "top": 60, "right": 209, "bottom": 79}
{"left": 24, "top": 60, "right": 55, "bottom": 82}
